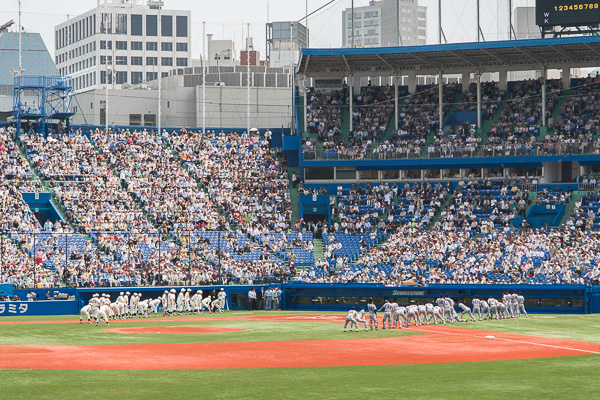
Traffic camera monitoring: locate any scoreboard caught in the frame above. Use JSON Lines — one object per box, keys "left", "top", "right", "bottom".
{"left": 536, "top": 0, "right": 600, "bottom": 27}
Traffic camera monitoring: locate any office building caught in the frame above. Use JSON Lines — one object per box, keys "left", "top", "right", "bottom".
{"left": 342, "top": 0, "right": 426, "bottom": 48}
{"left": 54, "top": 0, "right": 191, "bottom": 93}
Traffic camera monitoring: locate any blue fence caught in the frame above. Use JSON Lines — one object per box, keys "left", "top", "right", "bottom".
{"left": 1, "top": 284, "right": 598, "bottom": 316}
{"left": 283, "top": 283, "right": 594, "bottom": 314}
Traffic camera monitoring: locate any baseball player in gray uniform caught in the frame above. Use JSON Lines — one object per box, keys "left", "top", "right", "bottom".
{"left": 417, "top": 303, "right": 427, "bottom": 325}
{"left": 457, "top": 301, "right": 476, "bottom": 322}
{"left": 431, "top": 305, "right": 445, "bottom": 325}
{"left": 367, "top": 298, "right": 378, "bottom": 330}
{"left": 511, "top": 291, "right": 519, "bottom": 317}
{"left": 405, "top": 304, "right": 420, "bottom": 327}
{"left": 394, "top": 305, "right": 407, "bottom": 329}
{"left": 488, "top": 297, "right": 499, "bottom": 320}
{"left": 445, "top": 294, "right": 457, "bottom": 323}
{"left": 472, "top": 296, "right": 482, "bottom": 320}
{"left": 378, "top": 299, "right": 394, "bottom": 329}
{"left": 479, "top": 299, "right": 489, "bottom": 321}
{"left": 424, "top": 303, "right": 435, "bottom": 325}
{"left": 517, "top": 292, "right": 528, "bottom": 318}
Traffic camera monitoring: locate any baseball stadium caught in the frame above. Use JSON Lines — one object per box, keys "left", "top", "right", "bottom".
{"left": 1, "top": 0, "right": 600, "bottom": 398}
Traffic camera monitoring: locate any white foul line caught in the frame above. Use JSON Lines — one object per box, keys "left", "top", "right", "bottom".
{"left": 410, "top": 326, "right": 600, "bottom": 355}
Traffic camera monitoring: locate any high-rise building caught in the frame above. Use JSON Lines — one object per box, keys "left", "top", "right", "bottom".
{"left": 54, "top": 0, "right": 191, "bottom": 93}
{"left": 515, "top": 7, "right": 541, "bottom": 40}
{"left": 266, "top": 21, "right": 309, "bottom": 67}
{"left": 342, "top": 0, "right": 426, "bottom": 48}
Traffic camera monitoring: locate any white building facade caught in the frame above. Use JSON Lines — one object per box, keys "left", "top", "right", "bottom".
{"left": 342, "top": 0, "right": 426, "bottom": 48}
{"left": 54, "top": 0, "right": 191, "bottom": 93}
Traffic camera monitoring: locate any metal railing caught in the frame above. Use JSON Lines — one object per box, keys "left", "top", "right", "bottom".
{"left": 302, "top": 141, "right": 600, "bottom": 161}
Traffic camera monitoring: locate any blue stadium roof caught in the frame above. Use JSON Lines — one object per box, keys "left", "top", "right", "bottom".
{"left": 297, "top": 36, "right": 600, "bottom": 76}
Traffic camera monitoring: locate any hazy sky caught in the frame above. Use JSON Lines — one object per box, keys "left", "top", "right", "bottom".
{"left": 2, "top": 0, "right": 538, "bottom": 59}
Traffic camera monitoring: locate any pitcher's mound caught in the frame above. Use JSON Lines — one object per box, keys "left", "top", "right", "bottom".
{"left": 106, "top": 326, "right": 245, "bottom": 334}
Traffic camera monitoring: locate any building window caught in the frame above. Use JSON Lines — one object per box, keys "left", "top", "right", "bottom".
{"left": 131, "top": 72, "right": 143, "bottom": 85}
{"left": 131, "top": 56, "right": 143, "bottom": 65}
{"left": 131, "top": 41, "right": 143, "bottom": 50}
{"left": 176, "top": 42, "right": 188, "bottom": 52}
{"left": 144, "top": 114, "right": 156, "bottom": 126}
{"left": 100, "top": 40, "right": 112, "bottom": 49}
{"left": 129, "top": 114, "right": 142, "bottom": 126}
{"left": 161, "top": 57, "right": 173, "bottom": 66}
{"left": 100, "top": 55, "right": 112, "bottom": 65}
{"left": 101, "top": 71, "right": 113, "bottom": 84}
{"left": 115, "top": 56, "right": 127, "bottom": 65}
{"left": 176, "top": 15, "right": 188, "bottom": 37}
{"left": 161, "top": 15, "right": 172, "bottom": 36}
{"left": 146, "top": 57, "right": 158, "bottom": 65}
{"left": 100, "top": 13, "right": 112, "bottom": 34}
{"left": 146, "top": 72, "right": 157, "bottom": 82}
{"left": 161, "top": 42, "right": 173, "bottom": 51}
{"left": 176, "top": 58, "right": 188, "bottom": 66}
{"left": 115, "top": 14, "right": 127, "bottom": 34}
{"left": 116, "top": 71, "right": 127, "bottom": 84}
{"left": 116, "top": 41, "right": 127, "bottom": 50}
{"left": 131, "top": 14, "right": 142, "bottom": 36}
{"left": 146, "top": 15, "right": 157, "bottom": 36}
{"left": 146, "top": 42, "right": 157, "bottom": 51}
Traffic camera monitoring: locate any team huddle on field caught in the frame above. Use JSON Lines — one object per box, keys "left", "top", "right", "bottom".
{"left": 79, "top": 288, "right": 228, "bottom": 326}
{"left": 344, "top": 291, "right": 528, "bottom": 332}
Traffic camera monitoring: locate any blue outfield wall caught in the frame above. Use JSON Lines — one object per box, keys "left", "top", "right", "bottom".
{"left": 2, "top": 284, "right": 599, "bottom": 316}
{"left": 283, "top": 283, "right": 594, "bottom": 314}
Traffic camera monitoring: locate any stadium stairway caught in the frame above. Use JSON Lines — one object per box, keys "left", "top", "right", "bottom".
{"left": 550, "top": 89, "right": 571, "bottom": 130}
{"left": 312, "top": 238, "right": 325, "bottom": 265}
{"left": 288, "top": 167, "right": 302, "bottom": 224}
{"left": 383, "top": 97, "right": 405, "bottom": 139}
{"left": 557, "top": 191, "right": 584, "bottom": 226}
{"left": 340, "top": 107, "right": 351, "bottom": 138}
{"left": 16, "top": 140, "right": 75, "bottom": 230}
{"left": 426, "top": 192, "right": 452, "bottom": 230}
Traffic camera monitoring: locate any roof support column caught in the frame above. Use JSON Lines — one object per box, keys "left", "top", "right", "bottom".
{"left": 408, "top": 72, "right": 417, "bottom": 94}
{"left": 303, "top": 82, "right": 308, "bottom": 134}
{"left": 476, "top": 71, "right": 482, "bottom": 129}
{"left": 499, "top": 70, "right": 508, "bottom": 92}
{"left": 541, "top": 66, "right": 547, "bottom": 127}
{"left": 563, "top": 67, "right": 571, "bottom": 90}
{"left": 462, "top": 71, "right": 470, "bottom": 93}
{"left": 349, "top": 74, "right": 354, "bottom": 133}
{"left": 438, "top": 70, "right": 443, "bottom": 132}
{"left": 394, "top": 72, "right": 399, "bottom": 131}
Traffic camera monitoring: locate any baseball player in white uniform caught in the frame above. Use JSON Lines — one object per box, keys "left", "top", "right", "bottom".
{"left": 89, "top": 293, "right": 101, "bottom": 322}
{"left": 344, "top": 307, "right": 359, "bottom": 332}
{"left": 168, "top": 289, "right": 177, "bottom": 315}
{"left": 200, "top": 295, "right": 212, "bottom": 314}
{"left": 215, "top": 288, "right": 227, "bottom": 313}
{"left": 149, "top": 298, "right": 162, "bottom": 317}
{"left": 96, "top": 304, "right": 111, "bottom": 326}
{"left": 367, "top": 298, "right": 378, "bottom": 330}
{"left": 177, "top": 288, "right": 186, "bottom": 315}
{"left": 137, "top": 298, "right": 150, "bottom": 318}
{"left": 184, "top": 289, "right": 192, "bottom": 314}
{"left": 80, "top": 304, "right": 92, "bottom": 324}
{"left": 129, "top": 293, "right": 139, "bottom": 318}
{"left": 394, "top": 304, "right": 407, "bottom": 329}
{"left": 123, "top": 292, "right": 130, "bottom": 317}
{"left": 356, "top": 308, "right": 369, "bottom": 332}
{"left": 162, "top": 290, "right": 169, "bottom": 316}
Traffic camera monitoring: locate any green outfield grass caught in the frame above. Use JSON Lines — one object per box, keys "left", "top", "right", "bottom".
{"left": 0, "top": 312, "right": 598, "bottom": 400}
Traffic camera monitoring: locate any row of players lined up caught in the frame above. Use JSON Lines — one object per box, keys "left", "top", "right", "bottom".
{"left": 344, "top": 291, "right": 528, "bottom": 332}
{"left": 79, "top": 288, "right": 228, "bottom": 326}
